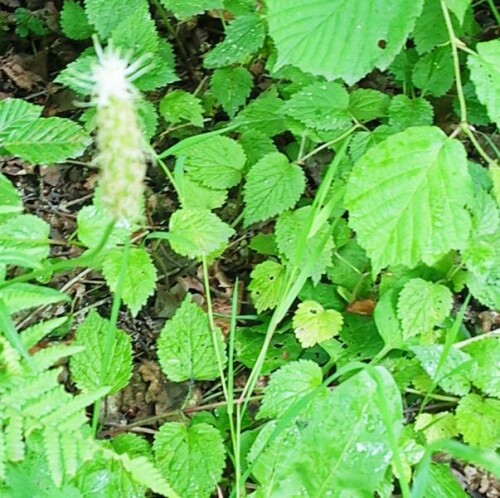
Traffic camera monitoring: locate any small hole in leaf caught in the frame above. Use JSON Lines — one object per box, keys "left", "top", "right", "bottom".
{"left": 309, "top": 308, "right": 318, "bottom": 314}
{"left": 268, "top": 275, "right": 275, "bottom": 281}
{"left": 378, "top": 39, "right": 387, "bottom": 49}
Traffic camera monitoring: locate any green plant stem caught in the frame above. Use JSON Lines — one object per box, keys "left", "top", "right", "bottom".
{"left": 440, "top": 0, "right": 467, "bottom": 124}
{"left": 486, "top": 0, "right": 500, "bottom": 25}
{"left": 454, "top": 329, "right": 500, "bottom": 349}
{"left": 297, "top": 124, "right": 359, "bottom": 164}
{"left": 91, "top": 237, "right": 131, "bottom": 434}
{"left": 405, "top": 388, "right": 460, "bottom": 403}
{"left": 461, "top": 123, "right": 498, "bottom": 167}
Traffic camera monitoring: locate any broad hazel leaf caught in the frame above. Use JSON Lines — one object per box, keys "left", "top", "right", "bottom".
{"left": 257, "top": 360, "right": 325, "bottom": 420}
{"left": 154, "top": 422, "right": 225, "bottom": 498}
{"left": 455, "top": 394, "right": 500, "bottom": 449}
{"left": 249, "top": 367, "right": 403, "bottom": 496}
{"left": 397, "top": 278, "right": 453, "bottom": 339}
{"left": 157, "top": 296, "right": 226, "bottom": 382}
{"left": 345, "top": 126, "right": 473, "bottom": 273}
{"left": 468, "top": 40, "right": 500, "bottom": 129}
{"left": 293, "top": 300, "right": 343, "bottom": 348}
{"left": 283, "top": 81, "right": 352, "bottom": 131}
{"left": 248, "top": 260, "right": 286, "bottom": 313}
{"left": 266, "top": 0, "right": 423, "bottom": 85}
{"left": 388, "top": 95, "right": 434, "bottom": 130}
{"left": 243, "top": 152, "right": 305, "bottom": 226}
{"left": 168, "top": 208, "right": 234, "bottom": 259}
{"left": 70, "top": 310, "right": 132, "bottom": 394}
{"left": 102, "top": 248, "right": 157, "bottom": 317}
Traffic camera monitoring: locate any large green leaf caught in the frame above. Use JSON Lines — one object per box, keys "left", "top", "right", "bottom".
{"left": 204, "top": 13, "right": 266, "bottom": 68}
{"left": 211, "top": 66, "right": 253, "bottom": 117}
{"left": 153, "top": 422, "right": 225, "bottom": 498}
{"left": 243, "top": 153, "right": 305, "bottom": 226}
{"left": 266, "top": 0, "right": 423, "bottom": 84}
{"left": 102, "top": 248, "right": 157, "bottom": 317}
{"left": 84, "top": 0, "right": 150, "bottom": 37}
{"left": 69, "top": 310, "right": 132, "bottom": 394}
{"left": 3, "top": 118, "right": 90, "bottom": 165}
{"left": 468, "top": 40, "right": 500, "bottom": 128}
{"left": 465, "top": 338, "right": 500, "bottom": 397}
{"left": 248, "top": 260, "right": 286, "bottom": 313}
{"left": 0, "top": 99, "right": 41, "bottom": 142}
{"left": 176, "top": 136, "right": 246, "bottom": 190}
{"left": 60, "top": 0, "right": 93, "bottom": 40}
{"left": 168, "top": 208, "right": 234, "bottom": 258}
{"left": 159, "top": 0, "right": 223, "bottom": 19}
{"left": 157, "top": 296, "right": 226, "bottom": 382}
{"left": 345, "top": 126, "right": 472, "bottom": 273}
{"left": 0, "top": 214, "right": 50, "bottom": 265}
{"left": 257, "top": 360, "right": 326, "bottom": 420}
{"left": 249, "top": 367, "right": 403, "bottom": 496}
{"left": 0, "top": 284, "right": 69, "bottom": 314}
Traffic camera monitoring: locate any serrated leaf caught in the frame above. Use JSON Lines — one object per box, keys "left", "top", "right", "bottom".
{"left": 180, "top": 177, "right": 227, "bottom": 210}
{"left": 456, "top": 394, "right": 500, "bottom": 449}
{"left": 327, "top": 239, "right": 371, "bottom": 294}
{"left": 464, "top": 338, "right": 500, "bottom": 397}
{"left": 211, "top": 66, "right": 253, "bottom": 117}
{"left": 168, "top": 208, "right": 234, "bottom": 258}
{"left": 111, "top": 11, "right": 159, "bottom": 57}
{"left": 157, "top": 296, "right": 226, "bottom": 381}
{"left": 414, "top": 412, "right": 458, "bottom": 443}
{"left": 0, "top": 284, "right": 69, "bottom": 314}
{"left": 468, "top": 40, "right": 500, "bottom": 129}
{"left": 388, "top": 95, "right": 434, "bottom": 129}
{"left": 70, "top": 310, "right": 132, "bottom": 394}
{"left": 397, "top": 279, "right": 453, "bottom": 339}
{"left": 257, "top": 360, "right": 325, "bottom": 419}
{"left": 444, "top": 0, "right": 471, "bottom": 24}
{"left": 248, "top": 260, "right": 286, "bottom": 313}
{"left": 160, "top": 90, "right": 204, "bottom": 127}
{"left": 348, "top": 89, "right": 391, "bottom": 123}
{"left": 266, "top": 0, "right": 423, "bottom": 85}
{"left": 233, "top": 92, "right": 287, "bottom": 136}
{"left": 134, "top": 40, "right": 178, "bottom": 92}
{"left": 159, "top": 0, "right": 223, "bottom": 19}
{"left": 102, "top": 247, "right": 157, "bottom": 317}
{"left": 348, "top": 125, "right": 395, "bottom": 163}
{"left": 84, "top": 0, "right": 150, "bottom": 38}
{"left": 21, "top": 317, "right": 69, "bottom": 349}
{"left": 204, "top": 13, "right": 266, "bottom": 68}
{"left": 77, "top": 205, "right": 130, "bottom": 251}
{"left": 177, "top": 136, "right": 246, "bottom": 189}
{"left": 60, "top": 0, "right": 93, "bottom": 40}
{"left": 345, "top": 126, "right": 473, "bottom": 273}
{"left": 412, "top": 46, "right": 455, "bottom": 97}
{"left": 239, "top": 130, "right": 277, "bottom": 168}
{"left": 411, "top": 344, "right": 472, "bottom": 396}
{"left": 249, "top": 367, "right": 402, "bottom": 496}
{"left": 412, "top": 0, "right": 450, "bottom": 54}
{"left": 55, "top": 53, "right": 96, "bottom": 96}
{"left": 0, "top": 98, "right": 41, "bottom": 142}
{"left": 284, "top": 81, "right": 351, "bottom": 131}
{"left": 275, "top": 206, "right": 334, "bottom": 283}
{"left": 154, "top": 422, "right": 225, "bottom": 498}
{"left": 243, "top": 152, "right": 305, "bottom": 226}
{"left": 293, "top": 300, "right": 343, "bottom": 348}
{"left": 3, "top": 118, "right": 90, "bottom": 165}
{"left": 0, "top": 214, "right": 50, "bottom": 265}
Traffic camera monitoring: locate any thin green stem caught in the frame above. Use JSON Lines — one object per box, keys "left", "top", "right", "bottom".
{"left": 405, "top": 388, "right": 460, "bottom": 403}
{"left": 461, "top": 123, "right": 498, "bottom": 167}
{"left": 486, "top": 0, "right": 500, "bottom": 25}
{"left": 297, "top": 125, "right": 359, "bottom": 164}
{"left": 92, "top": 237, "right": 131, "bottom": 434}
{"left": 441, "top": 0, "right": 467, "bottom": 123}
{"left": 454, "top": 329, "right": 500, "bottom": 349}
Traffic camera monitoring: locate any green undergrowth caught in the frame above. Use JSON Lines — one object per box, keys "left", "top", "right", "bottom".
{"left": 1, "top": 0, "right": 500, "bottom": 496}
